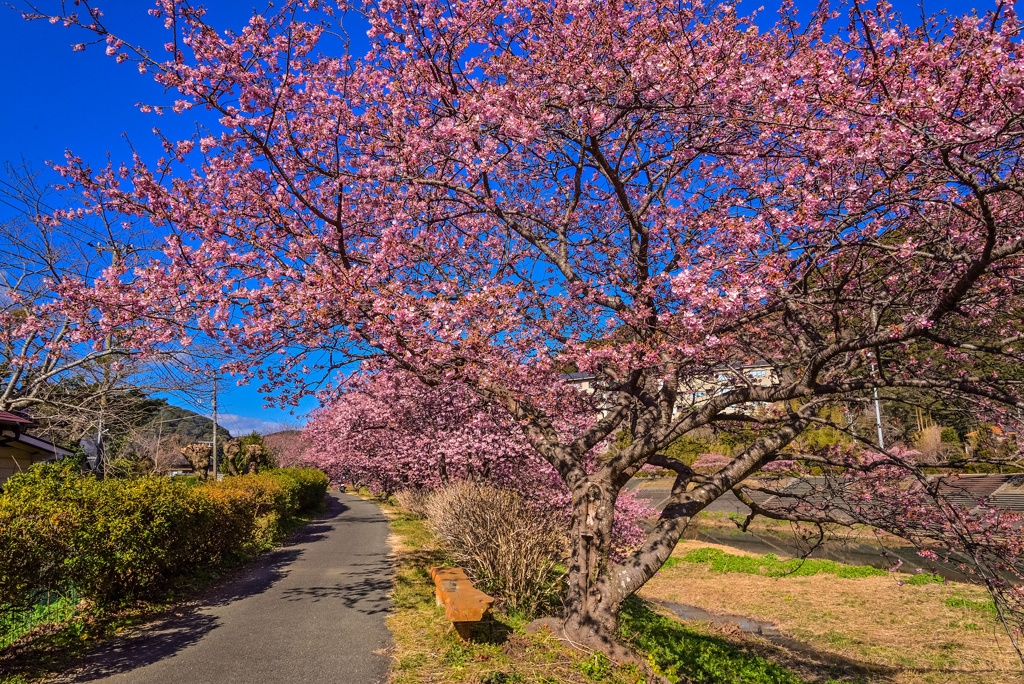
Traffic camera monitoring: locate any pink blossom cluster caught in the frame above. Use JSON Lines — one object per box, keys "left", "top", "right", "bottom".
{"left": 304, "top": 367, "right": 649, "bottom": 553}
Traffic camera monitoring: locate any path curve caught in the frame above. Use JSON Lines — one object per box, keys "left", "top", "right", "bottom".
{"left": 53, "top": 493, "right": 393, "bottom": 684}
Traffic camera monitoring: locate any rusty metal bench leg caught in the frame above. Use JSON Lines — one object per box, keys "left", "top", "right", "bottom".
{"left": 453, "top": 622, "right": 473, "bottom": 640}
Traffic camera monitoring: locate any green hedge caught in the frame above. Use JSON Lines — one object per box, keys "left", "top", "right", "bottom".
{"left": 273, "top": 468, "right": 329, "bottom": 511}
{"left": 0, "top": 464, "right": 328, "bottom": 612}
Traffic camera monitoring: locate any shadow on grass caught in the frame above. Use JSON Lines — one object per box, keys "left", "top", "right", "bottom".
{"left": 627, "top": 597, "right": 1016, "bottom": 684}
{"left": 622, "top": 596, "right": 816, "bottom": 684}
{"left": 401, "top": 547, "right": 449, "bottom": 569}
{"left": 466, "top": 617, "right": 515, "bottom": 645}
{"left": 395, "top": 547, "right": 514, "bottom": 646}
{"left": 43, "top": 611, "right": 219, "bottom": 684}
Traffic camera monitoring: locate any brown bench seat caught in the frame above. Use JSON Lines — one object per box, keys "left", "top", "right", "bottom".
{"left": 429, "top": 566, "right": 496, "bottom": 639}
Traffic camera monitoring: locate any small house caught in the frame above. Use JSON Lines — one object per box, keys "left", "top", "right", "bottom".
{"left": 0, "top": 410, "right": 74, "bottom": 486}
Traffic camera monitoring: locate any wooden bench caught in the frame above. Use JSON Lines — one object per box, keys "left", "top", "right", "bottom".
{"left": 429, "top": 566, "right": 495, "bottom": 639}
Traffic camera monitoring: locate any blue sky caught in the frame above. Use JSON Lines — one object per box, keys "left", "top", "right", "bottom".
{"left": 0, "top": 0, "right": 990, "bottom": 433}
{"left": 0, "top": 1, "right": 373, "bottom": 433}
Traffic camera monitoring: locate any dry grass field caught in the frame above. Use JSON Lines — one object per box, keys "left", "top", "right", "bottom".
{"left": 640, "top": 539, "right": 1023, "bottom": 684}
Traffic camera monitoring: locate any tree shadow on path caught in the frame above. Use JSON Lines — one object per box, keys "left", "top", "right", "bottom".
{"left": 49, "top": 498, "right": 353, "bottom": 683}
{"left": 279, "top": 556, "right": 392, "bottom": 615}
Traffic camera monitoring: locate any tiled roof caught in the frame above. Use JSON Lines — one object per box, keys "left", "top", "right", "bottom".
{"left": 0, "top": 410, "right": 34, "bottom": 427}
{"left": 935, "top": 474, "right": 1024, "bottom": 512}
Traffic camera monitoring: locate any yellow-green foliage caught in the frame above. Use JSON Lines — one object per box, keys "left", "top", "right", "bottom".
{"left": 662, "top": 435, "right": 714, "bottom": 465}
{"left": 274, "top": 468, "right": 329, "bottom": 511}
{"left": 209, "top": 472, "right": 297, "bottom": 519}
{"left": 0, "top": 464, "right": 328, "bottom": 611}
{"left": 794, "top": 407, "right": 851, "bottom": 451}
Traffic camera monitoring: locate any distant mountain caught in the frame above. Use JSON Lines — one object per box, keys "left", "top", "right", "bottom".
{"left": 142, "top": 402, "right": 233, "bottom": 443}
{"left": 264, "top": 429, "right": 302, "bottom": 439}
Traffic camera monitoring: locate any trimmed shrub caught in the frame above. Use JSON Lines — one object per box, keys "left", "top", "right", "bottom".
{"left": 424, "top": 481, "right": 567, "bottom": 617}
{"left": 0, "top": 465, "right": 329, "bottom": 613}
{"left": 0, "top": 463, "right": 83, "bottom": 611}
{"left": 0, "top": 463, "right": 245, "bottom": 607}
{"left": 272, "top": 468, "right": 329, "bottom": 512}
{"left": 210, "top": 472, "right": 297, "bottom": 520}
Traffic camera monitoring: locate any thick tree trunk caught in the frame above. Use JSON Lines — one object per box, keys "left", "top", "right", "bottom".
{"left": 558, "top": 481, "right": 631, "bottom": 656}
{"left": 542, "top": 419, "right": 812, "bottom": 660}
{"left": 548, "top": 480, "right": 696, "bottom": 662}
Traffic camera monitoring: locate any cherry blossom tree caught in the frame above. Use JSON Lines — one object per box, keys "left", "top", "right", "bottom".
{"left": 0, "top": 163, "right": 229, "bottom": 465}
{"left": 18, "top": 0, "right": 1024, "bottom": 656}
{"left": 263, "top": 424, "right": 313, "bottom": 467}
{"left": 304, "top": 366, "right": 649, "bottom": 556}
{"left": 306, "top": 370, "right": 546, "bottom": 495}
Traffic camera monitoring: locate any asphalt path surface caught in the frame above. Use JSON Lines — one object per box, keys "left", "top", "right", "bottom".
{"left": 53, "top": 493, "right": 393, "bottom": 684}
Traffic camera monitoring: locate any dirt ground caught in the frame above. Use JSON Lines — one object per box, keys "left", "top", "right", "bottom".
{"left": 640, "top": 539, "right": 1023, "bottom": 684}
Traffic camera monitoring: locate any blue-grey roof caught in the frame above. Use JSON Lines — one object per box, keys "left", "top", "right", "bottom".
{"left": 561, "top": 372, "right": 595, "bottom": 381}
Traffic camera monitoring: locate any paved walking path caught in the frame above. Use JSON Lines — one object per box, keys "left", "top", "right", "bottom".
{"left": 54, "top": 493, "right": 393, "bottom": 684}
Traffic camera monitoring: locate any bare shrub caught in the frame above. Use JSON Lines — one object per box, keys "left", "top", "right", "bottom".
{"left": 393, "top": 488, "right": 433, "bottom": 518}
{"left": 914, "top": 425, "right": 945, "bottom": 464}
{"left": 425, "top": 481, "right": 567, "bottom": 617}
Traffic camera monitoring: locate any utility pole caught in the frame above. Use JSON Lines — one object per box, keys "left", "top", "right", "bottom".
{"left": 98, "top": 328, "right": 113, "bottom": 476}
{"left": 869, "top": 309, "right": 885, "bottom": 451}
{"left": 94, "top": 242, "right": 126, "bottom": 477}
{"left": 212, "top": 375, "right": 219, "bottom": 480}
{"left": 869, "top": 349, "right": 885, "bottom": 450}
{"left": 96, "top": 402, "right": 104, "bottom": 475}
{"left": 872, "top": 381, "right": 885, "bottom": 450}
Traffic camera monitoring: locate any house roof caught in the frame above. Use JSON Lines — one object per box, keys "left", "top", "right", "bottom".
{"left": 165, "top": 452, "right": 194, "bottom": 469}
{"left": 1, "top": 409, "right": 72, "bottom": 459}
{"left": 0, "top": 427, "right": 74, "bottom": 460}
{"left": 561, "top": 372, "right": 594, "bottom": 381}
{"left": 966, "top": 425, "right": 1015, "bottom": 437}
{"left": 0, "top": 410, "right": 34, "bottom": 430}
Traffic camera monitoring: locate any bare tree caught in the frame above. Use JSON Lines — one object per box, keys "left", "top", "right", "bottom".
{"left": 0, "top": 163, "right": 229, "bottom": 470}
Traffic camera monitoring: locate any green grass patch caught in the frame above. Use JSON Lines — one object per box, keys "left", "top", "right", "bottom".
{"left": 0, "top": 591, "right": 77, "bottom": 651}
{"left": 619, "top": 596, "right": 802, "bottom": 684}
{"left": 902, "top": 572, "right": 945, "bottom": 585}
{"left": 664, "top": 547, "right": 944, "bottom": 584}
{"left": 945, "top": 597, "right": 997, "bottom": 614}
{"left": 0, "top": 601, "right": 160, "bottom": 684}
{"left": 390, "top": 511, "right": 436, "bottom": 549}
